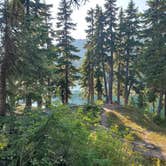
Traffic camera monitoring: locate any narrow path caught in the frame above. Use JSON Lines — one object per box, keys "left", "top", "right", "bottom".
{"left": 101, "top": 105, "right": 166, "bottom": 160}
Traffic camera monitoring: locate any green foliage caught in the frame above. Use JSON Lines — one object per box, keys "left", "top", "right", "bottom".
{"left": 147, "top": 90, "right": 157, "bottom": 103}
{"left": 153, "top": 115, "right": 166, "bottom": 126}
{"left": 0, "top": 105, "right": 143, "bottom": 166}
{"left": 55, "top": 0, "right": 80, "bottom": 104}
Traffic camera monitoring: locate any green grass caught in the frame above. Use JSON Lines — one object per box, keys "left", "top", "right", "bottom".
{"left": 104, "top": 105, "right": 166, "bottom": 163}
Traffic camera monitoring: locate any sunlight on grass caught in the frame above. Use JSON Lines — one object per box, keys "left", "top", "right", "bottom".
{"left": 104, "top": 106, "right": 166, "bottom": 158}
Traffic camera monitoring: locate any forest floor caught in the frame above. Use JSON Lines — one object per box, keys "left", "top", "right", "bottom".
{"left": 101, "top": 104, "right": 166, "bottom": 160}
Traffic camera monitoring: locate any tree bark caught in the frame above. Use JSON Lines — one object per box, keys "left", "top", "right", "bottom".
{"left": 0, "top": 64, "right": 7, "bottom": 116}
{"left": 46, "top": 78, "right": 52, "bottom": 107}
{"left": 96, "top": 78, "right": 102, "bottom": 100}
{"left": 152, "top": 102, "right": 155, "bottom": 113}
{"left": 90, "top": 64, "right": 94, "bottom": 104}
{"left": 0, "top": 0, "right": 9, "bottom": 116}
{"left": 64, "top": 64, "right": 69, "bottom": 104}
{"left": 61, "top": 89, "right": 65, "bottom": 104}
{"left": 124, "top": 50, "right": 129, "bottom": 105}
{"left": 87, "top": 61, "right": 91, "bottom": 104}
{"left": 164, "top": 91, "right": 166, "bottom": 119}
{"left": 37, "top": 97, "right": 42, "bottom": 109}
{"left": 126, "top": 80, "right": 133, "bottom": 105}
{"left": 26, "top": 0, "right": 30, "bottom": 16}
{"left": 25, "top": 94, "right": 32, "bottom": 110}
{"left": 117, "top": 63, "right": 121, "bottom": 105}
{"left": 108, "top": 54, "right": 113, "bottom": 104}
{"left": 102, "top": 61, "right": 108, "bottom": 103}
{"left": 157, "top": 91, "right": 164, "bottom": 117}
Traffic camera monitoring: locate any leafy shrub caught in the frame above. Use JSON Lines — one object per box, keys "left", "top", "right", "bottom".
{"left": 95, "top": 100, "right": 104, "bottom": 106}
{"left": 0, "top": 105, "right": 143, "bottom": 166}
{"left": 153, "top": 115, "right": 166, "bottom": 126}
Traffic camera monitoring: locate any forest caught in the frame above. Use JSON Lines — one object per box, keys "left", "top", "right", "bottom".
{"left": 0, "top": 0, "right": 166, "bottom": 165}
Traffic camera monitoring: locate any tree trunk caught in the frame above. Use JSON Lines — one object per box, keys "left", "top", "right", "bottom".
{"left": 126, "top": 80, "right": 133, "bottom": 105}
{"left": 0, "top": 64, "right": 7, "bottom": 116}
{"left": 9, "top": 94, "right": 16, "bottom": 112}
{"left": 64, "top": 65, "right": 69, "bottom": 104}
{"left": 108, "top": 54, "right": 113, "bottom": 104}
{"left": 25, "top": 94, "right": 32, "bottom": 110}
{"left": 61, "top": 89, "right": 65, "bottom": 104}
{"left": 46, "top": 95, "right": 51, "bottom": 108}
{"left": 97, "top": 91, "right": 102, "bottom": 101}
{"left": 90, "top": 64, "right": 94, "bottom": 104}
{"left": 164, "top": 91, "right": 166, "bottom": 119}
{"left": 87, "top": 71, "right": 90, "bottom": 104}
{"left": 102, "top": 61, "right": 108, "bottom": 103}
{"left": 96, "top": 78, "right": 102, "bottom": 100}
{"left": 25, "top": 0, "right": 30, "bottom": 16}
{"left": 46, "top": 78, "right": 52, "bottom": 107}
{"left": 117, "top": 63, "right": 121, "bottom": 105}
{"left": 0, "top": 1, "right": 9, "bottom": 116}
{"left": 87, "top": 59, "right": 91, "bottom": 104}
{"left": 157, "top": 91, "right": 164, "bottom": 117}
{"left": 152, "top": 102, "right": 155, "bottom": 113}
{"left": 124, "top": 50, "right": 129, "bottom": 105}
{"left": 37, "top": 97, "right": 42, "bottom": 109}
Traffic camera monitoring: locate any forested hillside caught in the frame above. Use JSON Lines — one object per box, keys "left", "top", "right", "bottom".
{"left": 0, "top": 0, "right": 165, "bottom": 165}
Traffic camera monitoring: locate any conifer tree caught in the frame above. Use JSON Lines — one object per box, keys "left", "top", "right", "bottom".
{"left": 115, "top": 8, "right": 126, "bottom": 105}
{"left": 56, "top": 0, "right": 79, "bottom": 104}
{"left": 18, "top": 0, "right": 54, "bottom": 109}
{"left": 0, "top": 0, "right": 23, "bottom": 115}
{"left": 140, "top": 0, "right": 166, "bottom": 116}
{"left": 94, "top": 5, "right": 107, "bottom": 101}
{"left": 0, "top": 0, "right": 54, "bottom": 114}
{"left": 81, "top": 8, "right": 95, "bottom": 104}
{"left": 104, "top": 0, "right": 118, "bottom": 104}
{"left": 124, "top": 0, "right": 140, "bottom": 105}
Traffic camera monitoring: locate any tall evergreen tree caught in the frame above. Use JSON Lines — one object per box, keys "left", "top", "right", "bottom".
{"left": 0, "top": 0, "right": 24, "bottom": 115}
{"left": 0, "top": 0, "right": 54, "bottom": 114}
{"left": 104, "top": 0, "right": 118, "bottom": 104}
{"left": 94, "top": 5, "right": 106, "bottom": 101}
{"left": 81, "top": 8, "right": 95, "bottom": 104}
{"left": 56, "top": 0, "right": 79, "bottom": 104}
{"left": 115, "top": 8, "right": 126, "bottom": 105}
{"left": 17, "top": 0, "right": 54, "bottom": 110}
{"left": 140, "top": 0, "right": 166, "bottom": 116}
{"left": 124, "top": 0, "right": 140, "bottom": 105}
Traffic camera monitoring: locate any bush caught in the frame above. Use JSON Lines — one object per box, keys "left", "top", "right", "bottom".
{"left": 0, "top": 105, "right": 143, "bottom": 166}
{"left": 153, "top": 115, "right": 166, "bottom": 126}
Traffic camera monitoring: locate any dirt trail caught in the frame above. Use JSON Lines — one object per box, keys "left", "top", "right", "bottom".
{"left": 101, "top": 105, "right": 166, "bottom": 160}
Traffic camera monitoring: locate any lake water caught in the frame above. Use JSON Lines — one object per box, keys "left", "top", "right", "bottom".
{"left": 53, "top": 85, "right": 87, "bottom": 105}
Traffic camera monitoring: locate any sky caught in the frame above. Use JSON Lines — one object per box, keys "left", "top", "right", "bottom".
{"left": 46, "top": 0, "right": 147, "bottom": 39}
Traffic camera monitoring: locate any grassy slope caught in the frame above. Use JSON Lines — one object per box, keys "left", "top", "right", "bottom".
{"left": 103, "top": 105, "right": 166, "bottom": 158}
